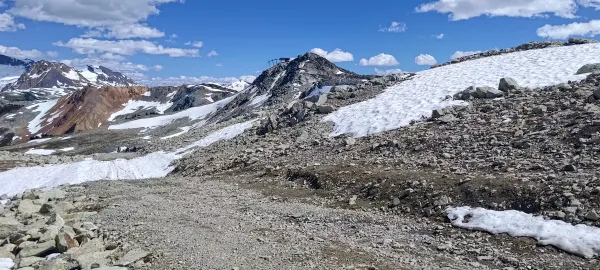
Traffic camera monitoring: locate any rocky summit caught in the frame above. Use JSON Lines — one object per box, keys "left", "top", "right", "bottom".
{"left": 1, "top": 38, "right": 600, "bottom": 270}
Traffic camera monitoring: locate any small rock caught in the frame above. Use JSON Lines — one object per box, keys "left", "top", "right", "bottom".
{"left": 349, "top": 195, "right": 358, "bottom": 205}
{"left": 562, "top": 164, "right": 577, "bottom": 172}
{"left": 39, "top": 203, "right": 55, "bottom": 215}
{"left": 344, "top": 137, "right": 356, "bottom": 146}
{"left": 532, "top": 105, "right": 547, "bottom": 115}
{"left": 115, "top": 249, "right": 151, "bottom": 266}
{"left": 316, "top": 105, "right": 334, "bottom": 114}
{"left": 585, "top": 210, "right": 600, "bottom": 221}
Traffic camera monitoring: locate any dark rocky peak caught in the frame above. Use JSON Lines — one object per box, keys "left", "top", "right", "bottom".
{"left": 83, "top": 65, "right": 136, "bottom": 86}
{"left": 0, "top": 54, "right": 33, "bottom": 68}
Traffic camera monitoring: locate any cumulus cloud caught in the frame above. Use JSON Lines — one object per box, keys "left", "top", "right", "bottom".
{"left": 374, "top": 68, "right": 404, "bottom": 76}
{"left": 207, "top": 50, "right": 218, "bottom": 57}
{"left": 416, "top": 0, "right": 579, "bottom": 20}
{"left": 435, "top": 33, "right": 445, "bottom": 39}
{"left": 309, "top": 48, "right": 354, "bottom": 62}
{"left": 82, "top": 24, "right": 164, "bottom": 39}
{"left": 53, "top": 38, "right": 199, "bottom": 57}
{"left": 379, "top": 21, "right": 407, "bottom": 33}
{"left": 153, "top": 65, "right": 163, "bottom": 71}
{"left": 537, "top": 20, "right": 600, "bottom": 39}
{"left": 46, "top": 51, "right": 59, "bottom": 58}
{"left": 0, "top": 45, "right": 42, "bottom": 59}
{"left": 359, "top": 53, "right": 399, "bottom": 66}
{"left": 0, "top": 13, "right": 25, "bottom": 32}
{"left": 185, "top": 41, "right": 204, "bottom": 48}
{"left": 9, "top": 0, "right": 180, "bottom": 38}
{"left": 451, "top": 50, "right": 482, "bottom": 59}
{"left": 99, "top": 52, "right": 126, "bottom": 61}
{"left": 579, "top": 0, "right": 600, "bottom": 9}
{"left": 140, "top": 75, "right": 257, "bottom": 87}
{"left": 414, "top": 54, "right": 437, "bottom": 65}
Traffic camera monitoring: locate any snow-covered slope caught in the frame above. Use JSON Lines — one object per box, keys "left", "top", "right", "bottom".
{"left": 324, "top": 42, "right": 600, "bottom": 137}
{"left": 2, "top": 61, "right": 137, "bottom": 92}
{"left": 224, "top": 80, "right": 250, "bottom": 91}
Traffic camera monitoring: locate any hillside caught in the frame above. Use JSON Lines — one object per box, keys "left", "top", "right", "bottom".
{"left": 1, "top": 41, "right": 600, "bottom": 269}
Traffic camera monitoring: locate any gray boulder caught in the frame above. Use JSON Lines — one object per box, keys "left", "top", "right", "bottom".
{"left": 454, "top": 86, "right": 504, "bottom": 100}
{"left": 593, "top": 88, "right": 600, "bottom": 100}
{"left": 0, "top": 217, "right": 22, "bottom": 239}
{"left": 498, "top": 77, "right": 519, "bottom": 92}
{"left": 18, "top": 199, "right": 42, "bottom": 215}
{"left": 305, "top": 94, "right": 328, "bottom": 106}
{"left": 576, "top": 63, "right": 600, "bottom": 75}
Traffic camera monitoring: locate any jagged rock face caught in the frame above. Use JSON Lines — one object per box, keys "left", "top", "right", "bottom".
{"left": 4, "top": 61, "right": 86, "bottom": 91}
{"left": 2, "top": 61, "right": 137, "bottom": 92}
{"left": 210, "top": 52, "right": 373, "bottom": 123}
{"left": 168, "top": 84, "right": 237, "bottom": 112}
{"left": 80, "top": 66, "right": 136, "bottom": 86}
{"left": 30, "top": 86, "right": 148, "bottom": 136}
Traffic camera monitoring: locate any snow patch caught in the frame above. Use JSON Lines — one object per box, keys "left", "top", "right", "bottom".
{"left": 324, "top": 43, "right": 600, "bottom": 137}
{"left": 25, "top": 149, "right": 56, "bottom": 155}
{"left": 27, "top": 99, "right": 59, "bottom": 134}
{"left": 249, "top": 93, "right": 270, "bottom": 106}
{"left": 447, "top": 206, "right": 600, "bottom": 259}
{"left": 0, "top": 119, "right": 257, "bottom": 196}
{"left": 108, "top": 99, "right": 173, "bottom": 122}
{"left": 60, "top": 147, "right": 75, "bottom": 152}
{"left": 0, "top": 258, "right": 14, "bottom": 270}
{"left": 63, "top": 69, "right": 80, "bottom": 81}
{"left": 108, "top": 95, "right": 236, "bottom": 130}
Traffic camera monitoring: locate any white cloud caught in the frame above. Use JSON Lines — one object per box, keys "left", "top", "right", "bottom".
{"left": 215, "top": 63, "right": 223, "bottom": 67}
{"left": 537, "top": 20, "right": 600, "bottom": 39}
{"left": 359, "top": 53, "right": 399, "bottom": 66}
{"left": 414, "top": 54, "right": 437, "bottom": 65}
{"left": 170, "top": 34, "right": 178, "bottom": 38}
{"left": 9, "top": 0, "right": 181, "bottom": 38}
{"left": 153, "top": 65, "right": 163, "bottom": 71}
{"left": 379, "top": 21, "right": 407, "bottom": 33}
{"left": 140, "top": 75, "right": 257, "bottom": 87}
{"left": 99, "top": 52, "right": 126, "bottom": 61}
{"left": 83, "top": 24, "right": 165, "bottom": 39}
{"left": 374, "top": 68, "right": 404, "bottom": 76}
{"left": 579, "top": 0, "right": 600, "bottom": 9}
{"left": 451, "top": 50, "right": 482, "bottom": 59}
{"left": 207, "top": 50, "right": 218, "bottom": 57}
{"left": 435, "top": 33, "right": 445, "bottom": 39}
{"left": 54, "top": 38, "right": 199, "bottom": 57}
{"left": 0, "top": 13, "right": 25, "bottom": 32}
{"left": 46, "top": 51, "right": 59, "bottom": 58}
{"left": 185, "top": 41, "right": 204, "bottom": 48}
{"left": 309, "top": 48, "right": 354, "bottom": 62}
{"left": 0, "top": 45, "right": 42, "bottom": 59}
{"left": 416, "top": 0, "right": 579, "bottom": 20}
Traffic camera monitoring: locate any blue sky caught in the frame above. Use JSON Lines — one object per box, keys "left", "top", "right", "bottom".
{"left": 1, "top": 0, "right": 600, "bottom": 85}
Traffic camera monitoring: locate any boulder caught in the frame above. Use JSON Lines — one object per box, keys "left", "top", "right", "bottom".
{"left": 576, "top": 63, "right": 600, "bottom": 75}
{"left": 316, "top": 105, "right": 334, "bottom": 114}
{"left": 17, "top": 200, "right": 42, "bottom": 215}
{"left": 498, "top": 77, "right": 519, "bottom": 92}
{"left": 46, "top": 213, "right": 65, "bottom": 228}
{"left": 305, "top": 94, "right": 328, "bottom": 106}
{"left": 16, "top": 256, "right": 44, "bottom": 268}
{"left": 454, "top": 86, "right": 503, "bottom": 100}
{"left": 18, "top": 240, "right": 57, "bottom": 257}
{"left": 593, "top": 88, "right": 600, "bottom": 100}
{"left": 39, "top": 226, "right": 60, "bottom": 243}
{"left": 0, "top": 217, "right": 22, "bottom": 239}
{"left": 56, "top": 232, "right": 79, "bottom": 252}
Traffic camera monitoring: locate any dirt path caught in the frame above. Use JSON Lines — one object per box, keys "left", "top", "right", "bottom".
{"left": 76, "top": 174, "right": 598, "bottom": 270}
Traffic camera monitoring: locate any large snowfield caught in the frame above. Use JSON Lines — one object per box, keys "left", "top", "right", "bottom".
{"left": 325, "top": 43, "right": 600, "bottom": 137}
{"left": 447, "top": 207, "right": 600, "bottom": 259}
{"left": 0, "top": 120, "right": 257, "bottom": 196}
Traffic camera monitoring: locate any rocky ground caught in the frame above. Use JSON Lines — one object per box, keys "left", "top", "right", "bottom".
{"left": 1, "top": 60, "right": 600, "bottom": 268}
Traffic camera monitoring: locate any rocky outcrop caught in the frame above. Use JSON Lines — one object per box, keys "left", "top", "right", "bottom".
{"left": 27, "top": 86, "right": 148, "bottom": 136}
{"left": 209, "top": 52, "right": 374, "bottom": 124}
{"left": 433, "top": 38, "right": 598, "bottom": 68}
{"left": 0, "top": 188, "right": 152, "bottom": 269}
{"left": 2, "top": 62, "right": 137, "bottom": 92}
{"left": 168, "top": 84, "right": 237, "bottom": 112}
